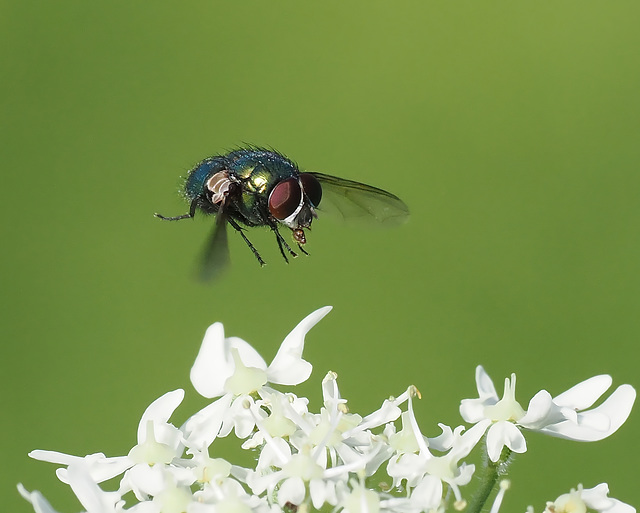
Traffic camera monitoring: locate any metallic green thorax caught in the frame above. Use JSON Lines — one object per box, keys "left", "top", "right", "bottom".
{"left": 227, "top": 150, "right": 300, "bottom": 226}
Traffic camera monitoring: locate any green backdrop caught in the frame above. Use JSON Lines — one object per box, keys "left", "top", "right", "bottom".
{"left": 2, "top": 2, "right": 638, "bottom": 511}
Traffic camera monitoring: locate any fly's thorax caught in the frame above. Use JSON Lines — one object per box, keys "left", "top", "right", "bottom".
{"left": 228, "top": 162, "right": 299, "bottom": 226}
{"left": 236, "top": 165, "right": 272, "bottom": 195}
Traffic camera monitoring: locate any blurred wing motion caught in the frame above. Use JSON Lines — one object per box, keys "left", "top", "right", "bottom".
{"left": 310, "top": 172, "right": 409, "bottom": 225}
{"left": 198, "top": 209, "right": 231, "bottom": 281}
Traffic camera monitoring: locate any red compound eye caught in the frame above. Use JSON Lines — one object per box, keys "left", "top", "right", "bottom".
{"left": 269, "top": 178, "right": 302, "bottom": 220}
{"left": 300, "top": 173, "right": 322, "bottom": 207}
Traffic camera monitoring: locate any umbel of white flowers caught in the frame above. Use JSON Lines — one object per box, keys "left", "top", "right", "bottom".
{"left": 20, "top": 307, "right": 636, "bottom": 513}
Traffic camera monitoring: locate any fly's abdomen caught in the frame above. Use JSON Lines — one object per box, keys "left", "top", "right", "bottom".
{"left": 184, "top": 157, "right": 228, "bottom": 213}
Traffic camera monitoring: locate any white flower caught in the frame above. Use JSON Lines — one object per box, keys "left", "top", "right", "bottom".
{"left": 291, "top": 371, "right": 405, "bottom": 476}
{"left": 21, "top": 462, "right": 126, "bottom": 513}
{"left": 386, "top": 389, "right": 484, "bottom": 506}
{"left": 244, "top": 372, "right": 403, "bottom": 510}
{"left": 460, "top": 366, "right": 636, "bottom": 461}
{"left": 544, "top": 483, "right": 635, "bottom": 513}
{"left": 184, "top": 306, "right": 332, "bottom": 440}
{"left": 18, "top": 484, "right": 61, "bottom": 513}
{"left": 527, "top": 376, "right": 636, "bottom": 442}
{"left": 190, "top": 306, "right": 332, "bottom": 398}
{"left": 20, "top": 308, "right": 637, "bottom": 513}
{"left": 29, "top": 389, "right": 186, "bottom": 498}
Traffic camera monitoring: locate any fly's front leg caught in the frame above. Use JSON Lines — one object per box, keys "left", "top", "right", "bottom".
{"left": 269, "top": 221, "right": 298, "bottom": 263}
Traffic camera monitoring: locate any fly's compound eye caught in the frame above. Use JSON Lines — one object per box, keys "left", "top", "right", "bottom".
{"left": 300, "top": 173, "right": 322, "bottom": 207}
{"left": 269, "top": 178, "right": 302, "bottom": 220}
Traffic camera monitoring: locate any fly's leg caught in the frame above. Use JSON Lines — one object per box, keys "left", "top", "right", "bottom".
{"left": 269, "top": 222, "right": 298, "bottom": 263}
{"left": 227, "top": 217, "right": 266, "bottom": 267}
{"left": 297, "top": 244, "right": 309, "bottom": 256}
{"left": 155, "top": 200, "right": 197, "bottom": 221}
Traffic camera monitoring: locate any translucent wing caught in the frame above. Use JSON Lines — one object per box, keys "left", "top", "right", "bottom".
{"left": 198, "top": 210, "right": 231, "bottom": 281}
{"left": 309, "top": 172, "right": 409, "bottom": 225}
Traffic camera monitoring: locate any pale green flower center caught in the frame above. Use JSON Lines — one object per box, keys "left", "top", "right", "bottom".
{"left": 344, "top": 487, "right": 381, "bottom": 513}
{"left": 195, "top": 456, "right": 232, "bottom": 483}
{"left": 263, "top": 401, "right": 297, "bottom": 438}
{"left": 153, "top": 477, "right": 191, "bottom": 513}
{"left": 553, "top": 489, "right": 587, "bottom": 513}
{"left": 389, "top": 412, "right": 421, "bottom": 453}
{"left": 424, "top": 454, "right": 455, "bottom": 479}
{"left": 283, "top": 450, "right": 324, "bottom": 481}
{"left": 483, "top": 374, "right": 526, "bottom": 422}
{"left": 224, "top": 348, "right": 268, "bottom": 395}
{"left": 128, "top": 421, "right": 174, "bottom": 465}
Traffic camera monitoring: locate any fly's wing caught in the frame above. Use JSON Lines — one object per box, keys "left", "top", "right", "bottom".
{"left": 309, "top": 172, "right": 409, "bottom": 226}
{"left": 198, "top": 210, "right": 231, "bottom": 281}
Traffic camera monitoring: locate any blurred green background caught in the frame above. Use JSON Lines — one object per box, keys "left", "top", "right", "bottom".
{"left": 2, "top": 1, "right": 638, "bottom": 511}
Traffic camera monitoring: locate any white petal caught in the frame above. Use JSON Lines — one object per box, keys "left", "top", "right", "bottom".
{"left": 519, "top": 390, "right": 565, "bottom": 429}
{"left": 582, "top": 484, "right": 613, "bottom": 511}
{"left": 267, "top": 306, "right": 332, "bottom": 385}
{"left": 232, "top": 406, "right": 259, "bottom": 439}
{"left": 410, "top": 475, "right": 443, "bottom": 511}
{"left": 451, "top": 422, "right": 487, "bottom": 460}
{"left": 580, "top": 483, "right": 635, "bottom": 513}
{"left": 459, "top": 398, "right": 486, "bottom": 423}
{"left": 278, "top": 477, "right": 306, "bottom": 507}
{"left": 226, "top": 336, "right": 269, "bottom": 369}
{"left": 356, "top": 399, "right": 402, "bottom": 433}
{"left": 460, "top": 367, "right": 499, "bottom": 423}
{"left": 190, "top": 323, "right": 230, "bottom": 398}
{"left": 455, "top": 462, "right": 476, "bottom": 486}
{"left": 539, "top": 385, "right": 636, "bottom": 441}
{"left": 553, "top": 375, "right": 612, "bottom": 409}
{"left": 28, "top": 451, "right": 132, "bottom": 485}
{"left": 28, "top": 450, "right": 83, "bottom": 466}
{"left": 17, "top": 484, "right": 60, "bottom": 513}
{"left": 182, "top": 394, "right": 233, "bottom": 449}
{"left": 137, "top": 389, "right": 184, "bottom": 444}
{"left": 67, "top": 463, "right": 121, "bottom": 512}
{"left": 476, "top": 366, "right": 498, "bottom": 398}
{"left": 120, "top": 464, "right": 166, "bottom": 500}
{"left": 190, "top": 323, "right": 266, "bottom": 398}
{"left": 600, "top": 499, "right": 636, "bottom": 513}
{"left": 582, "top": 485, "right": 633, "bottom": 513}
{"left": 428, "top": 424, "right": 455, "bottom": 451}
{"left": 486, "top": 422, "right": 526, "bottom": 462}
{"left": 309, "top": 479, "right": 332, "bottom": 509}
{"left": 386, "top": 453, "right": 425, "bottom": 487}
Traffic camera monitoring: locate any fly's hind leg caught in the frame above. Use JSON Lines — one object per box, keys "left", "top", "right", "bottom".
{"left": 155, "top": 199, "right": 197, "bottom": 221}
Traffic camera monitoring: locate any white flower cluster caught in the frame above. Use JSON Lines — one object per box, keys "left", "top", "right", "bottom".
{"left": 20, "top": 307, "right": 636, "bottom": 513}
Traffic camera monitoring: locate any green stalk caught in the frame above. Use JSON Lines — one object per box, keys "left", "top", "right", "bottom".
{"left": 466, "top": 440, "right": 512, "bottom": 513}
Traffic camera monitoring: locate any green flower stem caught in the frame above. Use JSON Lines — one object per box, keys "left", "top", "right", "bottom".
{"left": 466, "top": 442, "right": 512, "bottom": 513}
